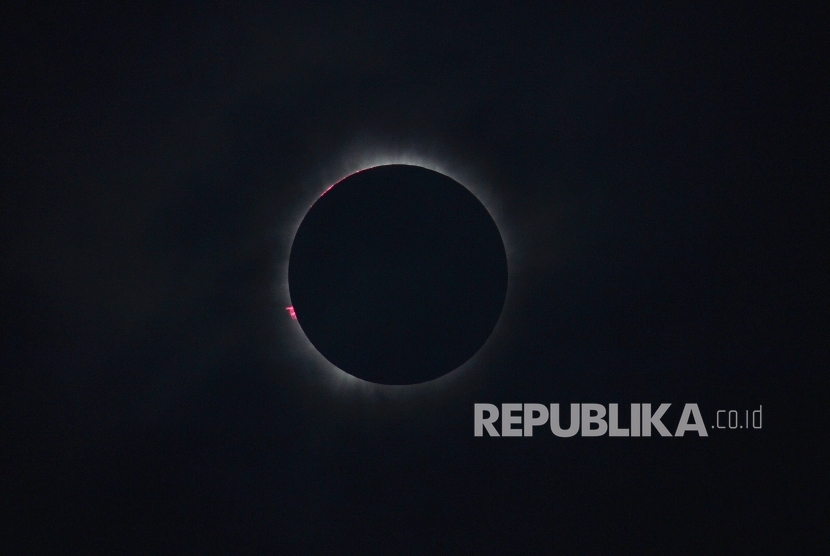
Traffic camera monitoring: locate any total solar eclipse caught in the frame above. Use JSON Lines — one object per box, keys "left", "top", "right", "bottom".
{"left": 288, "top": 164, "right": 508, "bottom": 385}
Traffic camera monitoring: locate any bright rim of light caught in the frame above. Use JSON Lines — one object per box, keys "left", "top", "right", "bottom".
{"left": 272, "top": 144, "right": 516, "bottom": 399}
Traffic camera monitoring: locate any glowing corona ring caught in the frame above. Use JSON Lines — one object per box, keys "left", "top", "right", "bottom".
{"left": 272, "top": 145, "right": 516, "bottom": 399}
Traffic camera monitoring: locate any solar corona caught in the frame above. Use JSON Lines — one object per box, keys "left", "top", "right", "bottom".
{"left": 284, "top": 158, "right": 509, "bottom": 386}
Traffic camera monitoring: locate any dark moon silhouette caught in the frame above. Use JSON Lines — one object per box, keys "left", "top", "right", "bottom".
{"left": 288, "top": 164, "right": 507, "bottom": 384}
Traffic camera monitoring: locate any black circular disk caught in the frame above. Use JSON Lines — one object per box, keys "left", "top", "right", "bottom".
{"left": 288, "top": 164, "right": 507, "bottom": 384}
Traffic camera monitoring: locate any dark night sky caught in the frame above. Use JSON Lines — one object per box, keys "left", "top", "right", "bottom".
{"left": 2, "top": 2, "right": 826, "bottom": 553}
